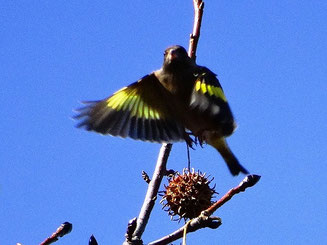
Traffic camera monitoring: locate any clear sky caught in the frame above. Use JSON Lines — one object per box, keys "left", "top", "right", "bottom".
{"left": 1, "top": 1, "right": 327, "bottom": 244}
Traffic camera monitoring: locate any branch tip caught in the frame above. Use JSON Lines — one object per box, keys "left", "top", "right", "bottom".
{"left": 125, "top": 218, "right": 137, "bottom": 241}
{"left": 239, "top": 174, "right": 261, "bottom": 190}
{"left": 40, "top": 222, "right": 72, "bottom": 245}
{"left": 89, "top": 235, "right": 98, "bottom": 245}
{"left": 142, "top": 170, "right": 151, "bottom": 184}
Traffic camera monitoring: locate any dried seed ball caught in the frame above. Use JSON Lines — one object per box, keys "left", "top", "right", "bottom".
{"left": 161, "top": 169, "right": 217, "bottom": 221}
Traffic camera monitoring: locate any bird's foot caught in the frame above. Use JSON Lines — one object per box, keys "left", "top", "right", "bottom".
{"left": 196, "top": 134, "right": 205, "bottom": 148}
{"left": 184, "top": 132, "right": 196, "bottom": 149}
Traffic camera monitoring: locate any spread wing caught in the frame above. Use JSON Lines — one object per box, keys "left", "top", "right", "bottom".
{"left": 189, "top": 68, "right": 236, "bottom": 135}
{"left": 75, "top": 73, "right": 185, "bottom": 143}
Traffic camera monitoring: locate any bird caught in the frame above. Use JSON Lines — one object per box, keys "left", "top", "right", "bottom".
{"left": 74, "top": 45, "right": 248, "bottom": 176}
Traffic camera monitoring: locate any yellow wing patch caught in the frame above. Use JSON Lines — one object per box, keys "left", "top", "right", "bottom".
{"left": 106, "top": 87, "right": 163, "bottom": 120}
{"left": 195, "top": 80, "right": 227, "bottom": 102}
{"left": 75, "top": 73, "right": 185, "bottom": 143}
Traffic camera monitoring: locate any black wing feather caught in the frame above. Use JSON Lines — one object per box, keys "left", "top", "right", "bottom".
{"left": 75, "top": 73, "right": 185, "bottom": 143}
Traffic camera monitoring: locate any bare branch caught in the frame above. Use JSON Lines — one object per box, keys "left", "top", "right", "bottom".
{"left": 205, "top": 175, "right": 261, "bottom": 216}
{"left": 148, "top": 216, "right": 221, "bottom": 245}
{"left": 40, "top": 222, "right": 72, "bottom": 245}
{"left": 130, "top": 143, "right": 173, "bottom": 242}
{"left": 188, "top": 0, "right": 205, "bottom": 60}
{"left": 141, "top": 170, "right": 151, "bottom": 184}
{"left": 123, "top": 1, "right": 205, "bottom": 244}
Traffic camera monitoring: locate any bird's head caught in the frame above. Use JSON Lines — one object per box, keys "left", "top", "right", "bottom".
{"left": 163, "top": 45, "right": 193, "bottom": 71}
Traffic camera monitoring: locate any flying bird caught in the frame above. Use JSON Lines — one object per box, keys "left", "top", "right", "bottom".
{"left": 75, "top": 45, "right": 248, "bottom": 176}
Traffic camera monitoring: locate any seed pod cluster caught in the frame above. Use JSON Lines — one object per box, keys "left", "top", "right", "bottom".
{"left": 161, "top": 168, "right": 217, "bottom": 221}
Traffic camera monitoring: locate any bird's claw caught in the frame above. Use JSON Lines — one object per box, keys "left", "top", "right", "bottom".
{"left": 184, "top": 132, "right": 196, "bottom": 149}
{"left": 194, "top": 130, "right": 206, "bottom": 148}
{"left": 197, "top": 135, "right": 205, "bottom": 148}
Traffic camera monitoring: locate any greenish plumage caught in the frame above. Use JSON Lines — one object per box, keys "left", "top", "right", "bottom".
{"left": 75, "top": 45, "right": 248, "bottom": 176}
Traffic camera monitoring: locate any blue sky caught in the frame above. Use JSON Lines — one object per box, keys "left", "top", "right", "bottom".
{"left": 1, "top": 1, "right": 327, "bottom": 244}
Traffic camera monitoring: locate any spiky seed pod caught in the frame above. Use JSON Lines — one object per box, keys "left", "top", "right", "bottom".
{"left": 161, "top": 168, "right": 217, "bottom": 221}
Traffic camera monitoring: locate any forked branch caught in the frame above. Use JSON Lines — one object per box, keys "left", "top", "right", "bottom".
{"left": 124, "top": 1, "right": 205, "bottom": 244}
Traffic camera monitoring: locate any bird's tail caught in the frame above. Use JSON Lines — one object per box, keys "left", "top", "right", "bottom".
{"left": 207, "top": 136, "right": 249, "bottom": 176}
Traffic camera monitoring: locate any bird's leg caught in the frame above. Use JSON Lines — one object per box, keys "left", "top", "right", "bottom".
{"left": 196, "top": 130, "right": 206, "bottom": 148}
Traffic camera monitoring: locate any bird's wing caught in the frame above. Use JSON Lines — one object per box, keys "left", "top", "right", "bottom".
{"left": 189, "top": 68, "right": 236, "bottom": 133}
{"left": 74, "top": 73, "right": 185, "bottom": 143}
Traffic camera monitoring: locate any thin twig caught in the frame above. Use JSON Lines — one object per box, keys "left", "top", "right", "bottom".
{"left": 40, "top": 222, "right": 72, "bottom": 245}
{"left": 149, "top": 216, "right": 221, "bottom": 245}
{"left": 205, "top": 174, "right": 261, "bottom": 216}
{"left": 186, "top": 0, "right": 204, "bottom": 170}
{"left": 131, "top": 143, "right": 173, "bottom": 241}
{"left": 148, "top": 174, "right": 261, "bottom": 245}
{"left": 188, "top": 0, "right": 205, "bottom": 60}
{"left": 142, "top": 170, "right": 151, "bottom": 184}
